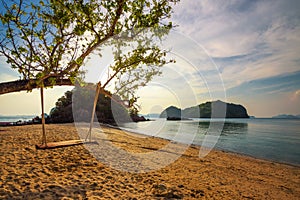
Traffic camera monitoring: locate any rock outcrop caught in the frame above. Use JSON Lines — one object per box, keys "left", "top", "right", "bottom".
{"left": 160, "top": 100, "right": 249, "bottom": 119}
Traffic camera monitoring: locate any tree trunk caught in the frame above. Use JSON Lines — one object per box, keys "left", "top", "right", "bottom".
{"left": 0, "top": 79, "right": 73, "bottom": 95}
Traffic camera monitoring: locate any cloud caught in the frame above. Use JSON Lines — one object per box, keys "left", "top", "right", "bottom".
{"left": 227, "top": 70, "right": 300, "bottom": 97}
{"left": 290, "top": 90, "right": 300, "bottom": 102}
{"left": 172, "top": 0, "right": 300, "bottom": 90}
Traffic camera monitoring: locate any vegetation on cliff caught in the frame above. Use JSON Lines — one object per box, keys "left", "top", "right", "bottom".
{"left": 160, "top": 100, "right": 249, "bottom": 119}
{"left": 50, "top": 84, "right": 145, "bottom": 124}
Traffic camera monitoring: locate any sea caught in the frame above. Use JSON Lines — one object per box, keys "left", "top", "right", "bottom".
{"left": 0, "top": 115, "right": 36, "bottom": 122}
{"left": 1, "top": 116, "right": 299, "bottom": 166}
{"left": 119, "top": 118, "right": 300, "bottom": 166}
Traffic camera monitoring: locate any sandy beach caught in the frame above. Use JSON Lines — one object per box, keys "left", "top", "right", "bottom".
{"left": 0, "top": 124, "right": 299, "bottom": 199}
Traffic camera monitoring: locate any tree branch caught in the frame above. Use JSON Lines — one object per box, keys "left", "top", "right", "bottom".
{"left": 0, "top": 78, "right": 73, "bottom": 95}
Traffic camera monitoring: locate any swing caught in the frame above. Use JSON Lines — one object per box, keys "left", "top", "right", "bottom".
{"left": 35, "top": 139, "right": 92, "bottom": 149}
{"left": 35, "top": 82, "right": 128, "bottom": 150}
{"left": 35, "top": 86, "right": 98, "bottom": 150}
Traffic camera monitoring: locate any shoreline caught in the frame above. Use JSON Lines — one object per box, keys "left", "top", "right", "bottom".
{"left": 99, "top": 122, "right": 300, "bottom": 168}
{"left": 1, "top": 123, "right": 300, "bottom": 199}
{"left": 214, "top": 147, "right": 300, "bottom": 168}
{"left": 1, "top": 121, "right": 300, "bottom": 167}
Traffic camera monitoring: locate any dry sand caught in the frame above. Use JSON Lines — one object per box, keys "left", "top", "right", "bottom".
{"left": 0, "top": 124, "right": 299, "bottom": 199}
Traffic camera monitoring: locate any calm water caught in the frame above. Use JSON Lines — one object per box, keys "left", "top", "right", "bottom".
{"left": 0, "top": 115, "right": 35, "bottom": 122}
{"left": 120, "top": 118, "right": 300, "bottom": 166}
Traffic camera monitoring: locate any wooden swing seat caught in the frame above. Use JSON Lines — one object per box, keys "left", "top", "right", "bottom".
{"left": 35, "top": 139, "right": 98, "bottom": 150}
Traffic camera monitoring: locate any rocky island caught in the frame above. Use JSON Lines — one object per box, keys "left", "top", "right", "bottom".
{"left": 49, "top": 84, "right": 146, "bottom": 125}
{"left": 160, "top": 100, "right": 249, "bottom": 119}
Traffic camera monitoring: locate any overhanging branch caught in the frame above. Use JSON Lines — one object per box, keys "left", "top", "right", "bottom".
{"left": 0, "top": 79, "right": 73, "bottom": 95}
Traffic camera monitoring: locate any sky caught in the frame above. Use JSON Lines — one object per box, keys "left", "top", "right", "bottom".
{"left": 0, "top": 0, "right": 300, "bottom": 117}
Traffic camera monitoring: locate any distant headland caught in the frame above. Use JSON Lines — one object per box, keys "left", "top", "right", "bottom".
{"left": 272, "top": 114, "right": 300, "bottom": 119}
{"left": 159, "top": 100, "right": 250, "bottom": 119}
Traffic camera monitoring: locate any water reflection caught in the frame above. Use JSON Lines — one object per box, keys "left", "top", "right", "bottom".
{"left": 189, "top": 121, "right": 248, "bottom": 135}
{"left": 221, "top": 122, "right": 248, "bottom": 135}
{"left": 120, "top": 119, "right": 300, "bottom": 165}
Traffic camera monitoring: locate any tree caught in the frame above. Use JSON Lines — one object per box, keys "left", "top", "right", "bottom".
{"left": 49, "top": 84, "right": 131, "bottom": 124}
{"left": 85, "top": 30, "right": 176, "bottom": 140}
{"left": 0, "top": 0, "right": 178, "bottom": 93}
{"left": 0, "top": 0, "right": 179, "bottom": 146}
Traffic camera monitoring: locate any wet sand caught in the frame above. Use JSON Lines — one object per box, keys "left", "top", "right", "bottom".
{"left": 0, "top": 124, "right": 299, "bottom": 199}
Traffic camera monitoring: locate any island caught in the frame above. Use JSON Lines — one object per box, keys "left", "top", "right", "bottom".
{"left": 272, "top": 114, "right": 300, "bottom": 119}
{"left": 160, "top": 100, "right": 250, "bottom": 119}
{"left": 49, "top": 85, "right": 147, "bottom": 125}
